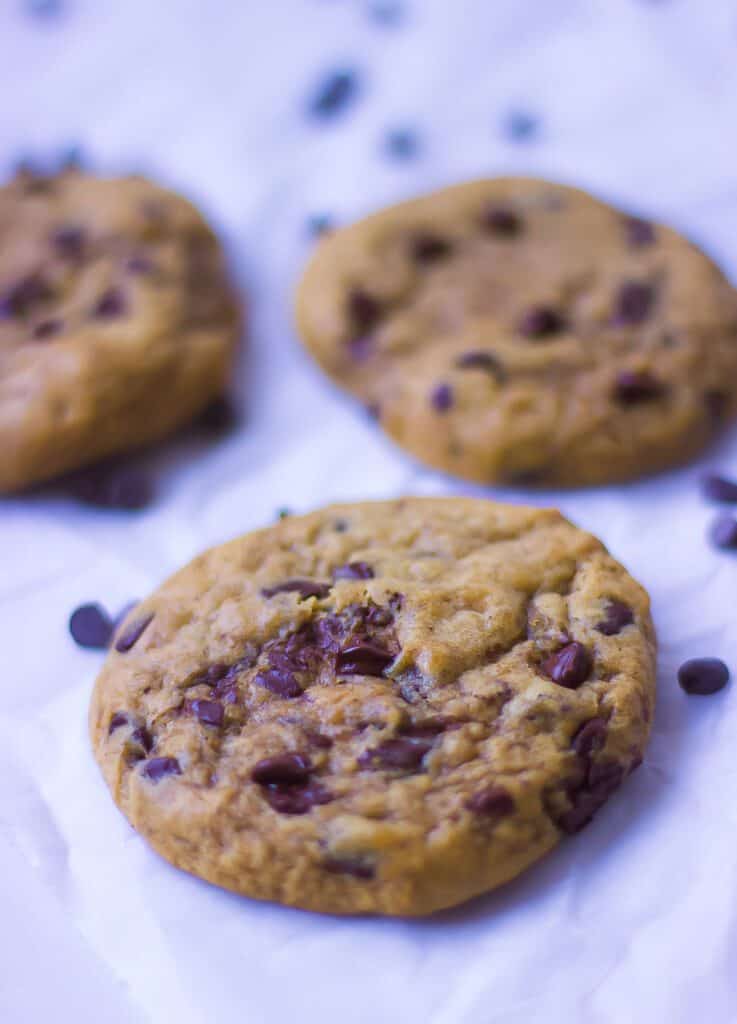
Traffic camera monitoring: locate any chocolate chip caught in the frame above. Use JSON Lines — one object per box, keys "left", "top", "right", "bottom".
{"left": 304, "top": 729, "right": 333, "bottom": 749}
{"left": 612, "top": 281, "right": 654, "bottom": 325}
{"left": 482, "top": 205, "right": 522, "bottom": 236}
{"left": 358, "top": 737, "right": 434, "bottom": 771}
{"left": 262, "top": 780, "right": 333, "bottom": 815}
{"left": 502, "top": 110, "right": 539, "bottom": 142}
{"left": 410, "top": 232, "right": 452, "bottom": 264}
{"left": 323, "top": 856, "right": 375, "bottom": 879}
{"left": 64, "top": 462, "right": 154, "bottom": 510}
{"left": 306, "top": 214, "right": 334, "bottom": 238}
{"left": 541, "top": 642, "right": 592, "bottom": 689}
{"left": 114, "top": 613, "right": 154, "bottom": 653}
{"left": 254, "top": 669, "right": 303, "bottom": 699}
{"left": 69, "top": 603, "right": 114, "bottom": 649}
{"left": 465, "top": 785, "right": 515, "bottom": 817}
{"left": 347, "top": 334, "right": 375, "bottom": 362}
{"left": 51, "top": 225, "right": 85, "bottom": 259}
{"left": 347, "top": 288, "right": 382, "bottom": 333}
{"left": 455, "top": 350, "right": 506, "bottom": 382}
{"left": 678, "top": 657, "right": 730, "bottom": 695}
{"left": 517, "top": 305, "right": 565, "bottom": 338}
{"left": 32, "top": 317, "right": 63, "bottom": 340}
{"left": 309, "top": 69, "right": 359, "bottom": 118}
{"left": 261, "top": 579, "right": 331, "bottom": 600}
{"left": 93, "top": 287, "right": 126, "bottom": 319}
{"left": 189, "top": 699, "right": 224, "bottom": 727}
{"left": 196, "top": 395, "right": 238, "bottom": 435}
{"left": 558, "top": 762, "right": 624, "bottom": 833}
{"left": 430, "top": 382, "right": 453, "bottom": 412}
{"left": 0, "top": 274, "right": 52, "bottom": 317}
{"left": 129, "top": 726, "right": 153, "bottom": 753}
{"left": 125, "top": 254, "right": 156, "bottom": 274}
{"left": 571, "top": 718, "right": 608, "bottom": 760}
{"left": 333, "top": 562, "right": 374, "bottom": 580}
{"left": 709, "top": 514, "right": 737, "bottom": 550}
{"left": 624, "top": 217, "right": 656, "bottom": 247}
{"left": 141, "top": 757, "right": 181, "bottom": 782}
{"left": 336, "top": 642, "right": 394, "bottom": 677}
{"left": 384, "top": 128, "right": 419, "bottom": 160}
{"left": 702, "top": 474, "right": 737, "bottom": 503}
{"left": 251, "top": 753, "right": 312, "bottom": 786}
{"left": 614, "top": 370, "right": 664, "bottom": 404}
{"left": 108, "top": 712, "right": 129, "bottom": 734}
{"left": 595, "top": 600, "right": 634, "bottom": 636}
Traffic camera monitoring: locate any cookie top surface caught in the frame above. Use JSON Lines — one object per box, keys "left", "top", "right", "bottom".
{"left": 90, "top": 498, "right": 656, "bottom": 916}
{"left": 0, "top": 167, "right": 239, "bottom": 491}
{"left": 295, "top": 177, "right": 737, "bottom": 486}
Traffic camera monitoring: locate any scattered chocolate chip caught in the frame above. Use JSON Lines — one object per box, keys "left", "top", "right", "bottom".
{"left": 114, "top": 613, "right": 154, "bottom": 653}
{"left": 502, "top": 109, "right": 539, "bottom": 142}
{"left": 69, "top": 603, "right": 114, "bottom": 649}
{"left": 51, "top": 225, "right": 85, "bottom": 259}
{"left": 125, "top": 254, "right": 156, "bottom": 274}
{"left": 368, "top": 0, "right": 403, "bottom": 27}
{"left": 93, "top": 287, "right": 126, "bottom": 319}
{"left": 571, "top": 718, "right": 608, "bottom": 760}
{"left": 455, "top": 350, "right": 506, "bottom": 382}
{"left": 558, "top": 762, "right": 624, "bottom": 833}
{"left": 678, "top": 657, "right": 730, "bottom": 695}
{"left": 710, "top": 514, "right": 737, "bottom": 549}
{"left": 410, "top": 232, "right": 452, "bottom": 264}
{"left": 32, "top": 317, "right": 63, "bottom": 340}
{"left": 323, "top": 855, "right": 375, "bottom": 879}
{"left": 384, "top": 128, "right": 419, "bottom": 160}
{"left": 198, "top": 662, "right": 230, "bottom": 687}
{"left": 541, "top": 642, "right": 592, "bottom": 689}
{"left": 624, "top": 216, "right": 656, "bottom": 247}
{"left": 517, "top": 305, "right": 565, "bottom": 338}
{"left": 189, "top": 699, "right": 224, "bottom": 727}
{"left": 702, "top": 473, "right": 737, "bottom": 503}
{"left": 614, "top": 370, "right": 664, "bottom": 404}
{"left": 336, "top": 642, "right": 394, "bottom": 677}
{"left": 277, "top": 507, "right": 292, "bottom": 520}
{"left": 612, "top": 281, "right": 655, "bottom": 326}
{"left": 262, "top": 780, "right": 333, "bottom": 815}
{"left": 482, "top": 205, "right": 522, "bottom": 236}
{"left": 64, "top": 462, "right": 154, "bottom": 510}
{"left": 141, "top": 757, "right": 181, "bottom": 782}
{"left": 251, "top": 753, "right": 312, "bottom": 786}
{"left": 309, "top": 69, "right": 359, "bottom": 118}
{"left": 333, "top": 561, "right": 374, "bottom": 580}
{"left": 348, "top": 288, "right": 382, "bottom": 333}
{"left": 595, "top": 600, "right": 634, "bottom": 636}
{"left": 261, "top": 579, "right": 331, "bottom": 600}
{"left": 0, "top": 274, "right": 52, "bottom": 317}
{"left": 108, "top": 712, "right": 129, "bottom": 734}
{"left": 430, "top": 382, "right": 453, "bottom": 412}
{"left": 254, "top": 669, "right": 303, "bottom": 699}
{"left": 129, "top": 726, "right": 153, "bottom": 752}
{"left": 705, "top": 390, "right": 729, "bottom": 423}
{"left": 358, "top": 736, "right": 434, "bottom": 771}
{"left": 465, "top": 785, "right": 515, "bottom": 817}
{"left": 196, "top": 395, "right": 238, "bottom": 434}
{"left": 306, "top": 214, "right": 334, "bottom": 238}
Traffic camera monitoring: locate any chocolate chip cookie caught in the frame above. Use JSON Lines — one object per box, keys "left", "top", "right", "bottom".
{"left": 295, "top": 177, "right": 737, "bottom": 486}
{"left": 90, "top": 498, "right": 656, "bottom": 916}
{"left": 0, "top": 165, "right": 240, "bottom": 492}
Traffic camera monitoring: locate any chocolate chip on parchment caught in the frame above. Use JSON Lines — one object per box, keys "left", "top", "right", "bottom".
{"left": 678, "top": 657, "right": 729, "bottom": 695}
{"left": 309, "top": 69, "right": 359, "bottom": 118}
{"left": 69, "top": 603, "right": 114, "bottom": 649}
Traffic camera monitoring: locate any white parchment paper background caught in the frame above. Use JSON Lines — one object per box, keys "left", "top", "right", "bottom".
{"left": 1, "top": 1, "right": 737, "bottom": 1021}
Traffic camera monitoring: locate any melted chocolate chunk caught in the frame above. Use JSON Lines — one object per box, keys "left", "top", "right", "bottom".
{"left": 141, "top": 757, "right": 181, "bottom": 782}
{"left": 189, "top": 699, "right": 224, "bottom": 727}
{"left": 336, "top": 642, "right": 394, "bottom": 677}
{"left": 465, "top": 785, "right": 515, "bottom": 817}
{"left": 254, "top": 668, "right": 303, "bottom": 699}
{"left": 251, "top": 753, "right": 312, "bottom": 786}
{"left": 358, "top": 736, "right": 434, "bottom": 771}
{"left": 595, "top": 600, "right": 634, "bottom": 636}
{"left": 541, "top": 642, "right": 592, "bottom": 689}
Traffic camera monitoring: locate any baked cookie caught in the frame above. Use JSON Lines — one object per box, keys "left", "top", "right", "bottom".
{"left": 0, "top": 165, "right": 240, "bottom": 492}
{"left": 295, "top": 178, "right": 737, "bottom": 486}
{"left": 90, "top": 498, "right": 656, "bottom": 916}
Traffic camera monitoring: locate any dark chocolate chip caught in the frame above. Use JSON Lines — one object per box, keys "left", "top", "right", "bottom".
{"left": 465, "top": 785, "right": 515, "bottom": 817}
{"left": 64, "top": 462, "right": 154, "bottom": 510}
{"left": 612, "top": 281, "right": 654, "bottom": 325}
{"left": 69, "top": 603, "right": 114, "bottom": 650}
{"left": 254, "top": 669, "right": 303, "bottom": 699}
{"left": 502, "top": 110, "right": 539, "bottom": 142}
{"left": 455, "top": 350, "right": 506, "bottom": 382}
{"left": 430, "top": 382, "right": 453, "bottom": 412}
{"left": 141, "top": 757, "right": 181, "bottom": 782}
{"left": 108, "top": 712, "right": 129, "bottom": 735}
{"left": 114, "top": 613, "right": 154, "bottom": 653}
{"left": 261, "top": 579, "right": 331, "bottom": 600}
{"left": 93, "top": 287, "right": 126, "bottom": 319}
{"left": 624, "top": 216, "right": 656, "bottom": 247}
{"left": 333, "top": 561, "right": 375, "bottom": 580}
{"left": 595, "top": 600, "right": 634, "bottom": 636}
{"left": 358, "top": 737, "right": 434, "bottom": 771}
{"left": 189, "top": 699, "right": 224, "bottom": 727}
{"left": 709, "top": 514, "right": 737, "bottom": 550}
{"left": 347, "top": 288, "right": 382, "bottom": 333}
{"left": 558, "top": 762, "right": 624, "bottom": 833}
{"left": 251, "top": 753, "right": 312, "bottom": 786}
{"left": 196, "top": 395, "right": 238, "bottom": 435}
{"left": 309, "top": 69, "right": 359, "bottom": 118}
{"left": 517, "top": 305, "right": 565, "bottom": 338}
{"left": 614, "top": 370, "right": 664, "bottom": 404}
{"left": 323, "top": 856, "right": 375, "bottom": 879}
{"left": 384, "top": 128, "right": 419, "bottom": 160}
{"left": 410, "top": 233, "right": 452, "bottom": 264}
{"left": 199, "top": 662, "right": 230, "bottom": 687}
{"left": 678, "top": 657, "right": 730, "bottom": 695}
{"left": 482, "top": 205, "right": 522, "bottom": 236}
{"left": 262, "top": 780, "right": 333, "bottom": 815}
{"left": 571, "top": 718, "right": 608, "bottom": 760}
{"left": 32, "top": 317, "right": 63, "bottom": 340}
{"left": 541, "top": 642, "right": 592, "bottom": 689}
{"left": 702, "top": 473, "right": 737, "bottom": 504}
{"left": 336, "top": 642, "right": 394, "bottom": 677}
{"left": 304, "top": 729, "right": 333, "bottom": 749}
{"left": 1, "top": 274, "right": 52, "bottom": 317}
{"left": 51, "top": 225, "right": 85, "bottom": 259}
{"left": 125, "top": 254, "right": 156, "bottom": 274}
{"left": 129, "top": 726, "right": 153, "bottom": 753}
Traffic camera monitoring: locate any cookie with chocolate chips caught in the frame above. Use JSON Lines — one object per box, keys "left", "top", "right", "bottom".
{"left": 295, "top": 177, "right": 737, "bottom": 486}
{"left": 90, "top": 498, "right": 656, "bottom": 916}
{"left": 0, "top": 165, "right": 240, "bottom": 491}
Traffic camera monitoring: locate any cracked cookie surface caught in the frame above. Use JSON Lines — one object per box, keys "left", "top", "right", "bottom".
{"left": 0, "top": 166, "right": 240, "bottom": 491}
{"left": 90, "top": 498, "right": 656, "bottom": 916}
{"left": 295, "top": 177, "right": 737, "bottom": 486}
